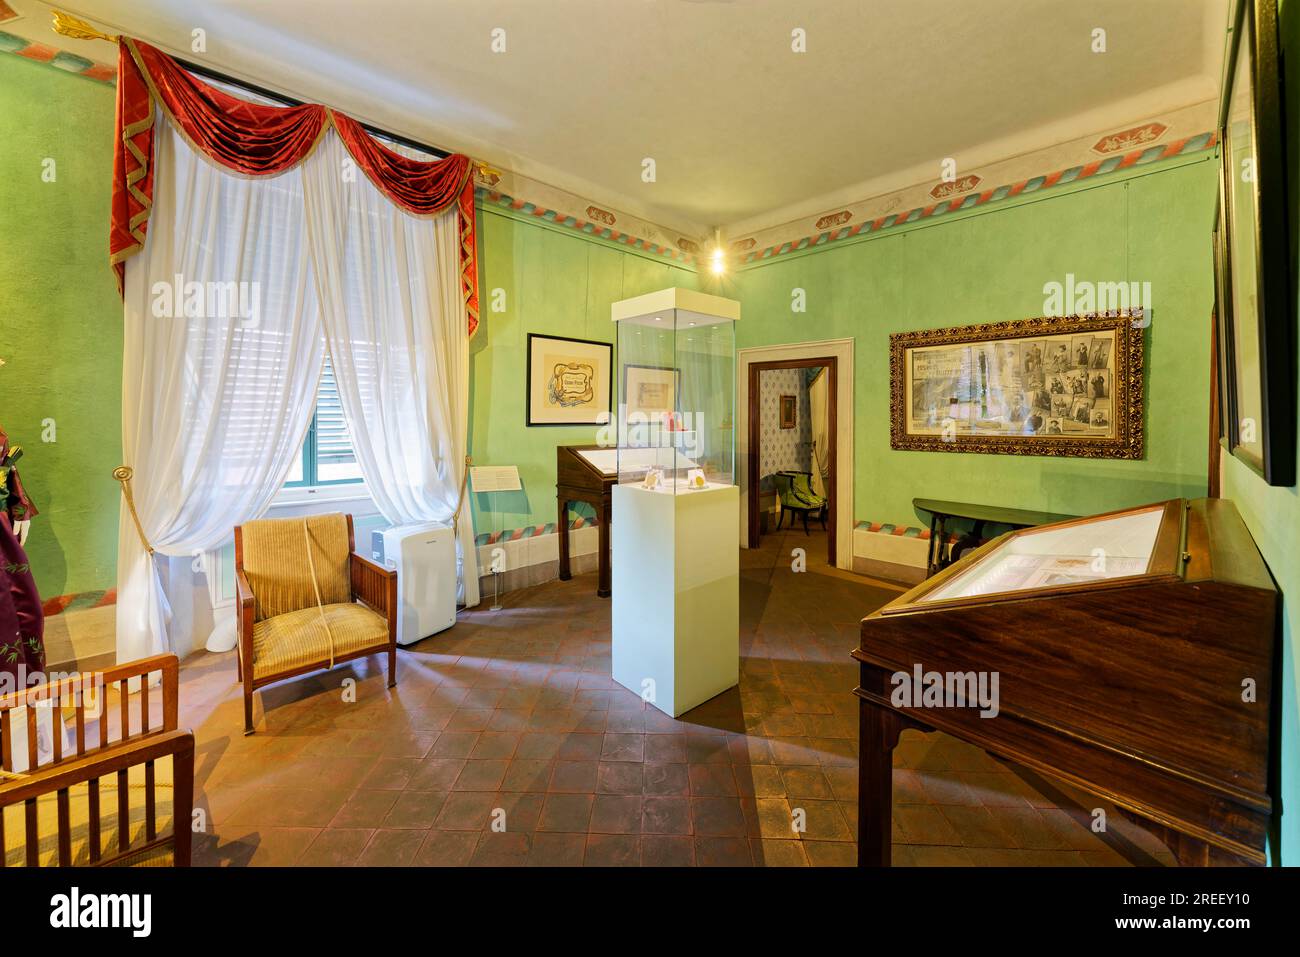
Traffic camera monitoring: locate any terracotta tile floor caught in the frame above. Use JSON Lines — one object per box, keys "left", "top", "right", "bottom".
{"left": 178, "top": 527, "right": 1177, "bottom": 866}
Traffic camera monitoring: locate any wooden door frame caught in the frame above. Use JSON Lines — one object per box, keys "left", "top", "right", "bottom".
{"left": 747, "top": 356, "right": 838, "bottom": 566}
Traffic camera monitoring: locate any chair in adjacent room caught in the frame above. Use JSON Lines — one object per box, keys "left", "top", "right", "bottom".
{"left": 0, "top": 653, "right": 195, "bottom": 866}
{"left": 234, "top": 512, "right": 397, "bottom": 735}
{"left": 773, "top": 469, "right": 828, "bottom": 534}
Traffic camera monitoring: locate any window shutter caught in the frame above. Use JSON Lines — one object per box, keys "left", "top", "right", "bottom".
{"left": 316, "top": 356, "right": 357, "bottom": 472}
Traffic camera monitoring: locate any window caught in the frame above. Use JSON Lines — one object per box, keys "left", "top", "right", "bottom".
{"left": 285, "top": 357, "right": 364, "bottom": 487}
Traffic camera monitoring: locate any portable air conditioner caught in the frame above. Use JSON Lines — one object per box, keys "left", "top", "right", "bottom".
{"left": 380, "top": 521, "right": 457, "bottom": 646}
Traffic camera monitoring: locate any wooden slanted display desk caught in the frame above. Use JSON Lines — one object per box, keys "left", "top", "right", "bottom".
{"left": 557, "top": 444, "right": 616, "bottom": 597}
{"left": 855, "top": 498, "right": 1276, "bottom": 867}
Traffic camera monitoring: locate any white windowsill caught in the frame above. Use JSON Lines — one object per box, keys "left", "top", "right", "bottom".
{"left": 270, "top": 483, "right": 379, "bottom": 515}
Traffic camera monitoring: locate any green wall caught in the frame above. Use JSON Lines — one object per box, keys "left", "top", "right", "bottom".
{"left": 468, "top": 206, "right": 700, "bottom": 533}
{"left": 734, "top": 155, "right": 1219, "bottom": 529}
{"left": 0, "top": 54, "right": 122, "bottom": 598}
{"left": 1220, "top": 0, "right": 1299, "bottom": 863}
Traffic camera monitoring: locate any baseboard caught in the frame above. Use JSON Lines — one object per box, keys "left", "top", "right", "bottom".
{"left": 469, "top": 515, "right": 938, "bottom": 597}
{"left": 852, "top": 556, "right": 926, "bottom": 585}
{"left": 476, "top": 524, "right": 601, "bottom": 595}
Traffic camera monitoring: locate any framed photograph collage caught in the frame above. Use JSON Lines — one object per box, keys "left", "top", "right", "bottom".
{"left": 890, "top": 313, "right": 1144, "bottom": 460}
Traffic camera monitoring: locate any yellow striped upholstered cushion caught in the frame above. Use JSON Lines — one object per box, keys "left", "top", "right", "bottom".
{"left": 251, "top": 602, "right": 389, "bottom": 680}
{"left": 2, "top": 756, "right": 174, "bottom": 867}
{"left": 241, "top": 513, "right": 351, "bottom": 622}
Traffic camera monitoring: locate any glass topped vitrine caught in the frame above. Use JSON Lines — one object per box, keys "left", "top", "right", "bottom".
{"left": 883, "top": 499, "right": 1185, "bottom": 612}
{"left": 917, "top": 503, "right": 1169, "bottom": 604}
{"left": 612, "top": 288, "right": 737, "bottom": 493}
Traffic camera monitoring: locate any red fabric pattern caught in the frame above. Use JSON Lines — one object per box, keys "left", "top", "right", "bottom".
{"left": 110, "top": 41, "right": 155, "bottom": 289}
{"left": 329, "top": 111, "right": 470, "bottom": 215}
{"left": 133, "top": 39, "right": 328, "bottom": 174}
{"left": 458, "top": 179, "right": 480, "bottom": 337}
{"left": 110, "top": 38, "right": 481, "bottom": 334}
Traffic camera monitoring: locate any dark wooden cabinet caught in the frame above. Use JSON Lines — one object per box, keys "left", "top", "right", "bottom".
{"left": 855, "top": 498, "right": 1277, "bottom": 866}
{"left": 556, "top": 444, "right": 615, "bottom": 598}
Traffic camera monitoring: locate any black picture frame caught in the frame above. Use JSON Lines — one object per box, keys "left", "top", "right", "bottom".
{"left": 1217, "top": 0, "right": 1296, "bottom": 485}
{"left": 1213, "top": 187, "right": 1236, "bottom": 452}
{"left": 525, "top": 333, "right": 613, "bottom": 427}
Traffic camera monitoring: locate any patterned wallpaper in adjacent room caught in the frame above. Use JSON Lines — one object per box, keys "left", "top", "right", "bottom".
{"left": 758, "top": 368, "right": 813, "bottom": 487}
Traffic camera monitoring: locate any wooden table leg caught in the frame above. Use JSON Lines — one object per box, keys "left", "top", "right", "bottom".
{"left": 925, "top": 514, "right": 940, "bottom": 577}
{"left": 596, "top": 499, "right": 611, "bottom": 598}
{"left": 557, "top": 497, "right": 572, "bottom": 582}
{"left": 857, "top": 695, "right": 910, "bottom": 867}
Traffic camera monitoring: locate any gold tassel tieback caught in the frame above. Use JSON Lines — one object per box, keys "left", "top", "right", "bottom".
{"left": 113, "top": 466, "right": 154, "bottom": 555}
{"left": 51, "top": 10, "right": 119, "bottom": 43}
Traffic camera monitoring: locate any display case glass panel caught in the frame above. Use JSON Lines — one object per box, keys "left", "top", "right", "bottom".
{"left": 613, "top": 291, "right": 736, "bottom": 493}
{"left": 918, "top": 504, "right": 1166, "bottom": 603}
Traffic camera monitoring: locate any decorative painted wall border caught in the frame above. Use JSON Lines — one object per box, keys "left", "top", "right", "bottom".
{"left": 0, "top": 28, "right": 116, "bottom": 83}
{"left": 737, "top": 129, "right": 1217, "bottom": 265}
{"left": 42, "top": 588, "right": 117, "bottom": 617}
{"left": 854, "top": 520, "right": 966, "bottom": 545}
{"left": 477, "top": 186, "right": 698, "bottom": 265}
{"left": 475, "top": 512, "right": 601, "bottom": 548}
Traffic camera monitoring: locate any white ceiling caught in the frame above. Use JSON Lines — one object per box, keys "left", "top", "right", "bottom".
{"left": 20, "top": 0, "right": 1229, "bottom": 237}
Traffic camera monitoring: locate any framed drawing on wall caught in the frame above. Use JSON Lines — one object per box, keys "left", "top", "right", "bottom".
{"left": 526, "top": 333, "right": 612, "bottom": 426}
{"left": 779, "top": 395, "right": 797, "bottom": 430}
{"left": 622, "top": 364, "right": 679, "bottom": 421}
{"left": 1217, "top": 0, "right": 1295, "bottom": 485}
{"left": 889, "top": 313, "right": 1144, "bottom": 459}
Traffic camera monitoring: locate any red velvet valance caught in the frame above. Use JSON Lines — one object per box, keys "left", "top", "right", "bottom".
{"left": 111, "top": 38, "right": 480, "bottom": 335}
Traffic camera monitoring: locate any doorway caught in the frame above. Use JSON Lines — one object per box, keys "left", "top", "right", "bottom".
{"left": 746, "top": 356, "right": 837, "bottom": 567}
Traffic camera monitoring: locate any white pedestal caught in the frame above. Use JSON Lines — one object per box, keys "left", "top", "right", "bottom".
{"left": 611, "top": 483, "right": 739, "bottom": 717}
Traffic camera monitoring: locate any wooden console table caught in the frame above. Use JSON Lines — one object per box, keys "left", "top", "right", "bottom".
{"left": 913, "top": 497, "right": 1076, "bottom": 578}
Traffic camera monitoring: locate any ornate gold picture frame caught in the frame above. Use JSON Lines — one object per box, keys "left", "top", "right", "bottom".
{"left": 889, "top": 313, "right": 1144, "bottom": 459}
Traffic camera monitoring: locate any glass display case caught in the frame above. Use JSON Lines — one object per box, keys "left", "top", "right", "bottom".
{"left": 608, "top": 288, "right": 741, "bottom": 717}
{"left": 612, "top": 288, "right": 737, "bottom": 492}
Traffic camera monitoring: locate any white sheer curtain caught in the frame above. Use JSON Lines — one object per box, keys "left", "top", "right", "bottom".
{"left": 303, "top": 132, "right": 479, "bottom": 606}
{"left": 116, "top": 114, "right": 324, "bottom": 664}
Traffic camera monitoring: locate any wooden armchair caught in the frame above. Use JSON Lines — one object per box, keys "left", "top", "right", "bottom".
{"left": 0, "top": 654, "right": 195, "bottom": 866}
{"left": 235, "top": 512, "right": 397, "bottom": 735}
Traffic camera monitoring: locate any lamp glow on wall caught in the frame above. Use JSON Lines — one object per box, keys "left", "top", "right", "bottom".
{"left": 708, "top": 228, "right": 727, "bottom": 276}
